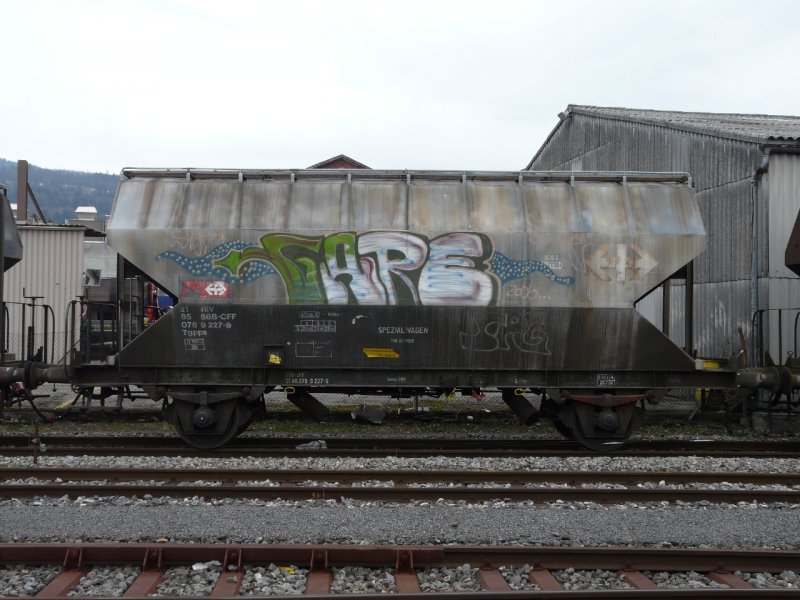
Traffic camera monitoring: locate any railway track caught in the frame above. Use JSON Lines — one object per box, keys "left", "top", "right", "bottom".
{"left": 2, "top": 466, "right": 798, "bottom": 504}
{"left": 0, "top": 543, "right": 798, "bottom": 598}
{"left": 2, "top": 435, "right": 799, "bottom": 458}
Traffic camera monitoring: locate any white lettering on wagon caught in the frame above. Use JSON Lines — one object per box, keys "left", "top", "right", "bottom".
{"left": 377, "top": 326, "right": 429, "bottom": 335}
{"left": 184, "top": 338, "right": 206, "bottom": 351}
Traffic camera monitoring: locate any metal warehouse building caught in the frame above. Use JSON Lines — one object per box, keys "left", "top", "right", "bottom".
{"left": 3, "top": 225, "right": 85, "bottom": 363}
{"left": 527, "top": 105, "right": 800, "bottom": 365}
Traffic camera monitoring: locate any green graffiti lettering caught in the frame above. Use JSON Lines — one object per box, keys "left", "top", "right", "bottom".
{"left": 259, "top": 233, "right": 325, "bottom": 304}
{"left": 213, "top": 246, "right": 270, "bottom": 276}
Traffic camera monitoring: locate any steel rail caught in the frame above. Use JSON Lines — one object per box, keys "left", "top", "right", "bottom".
{"left": 2, "top": 466, "right": 799, "bottom": 486}
{"left": 2, "top": 435, "right": 800, "bottom": 458}
{"left": 1, "top": 482, "right": 798, "bottom": 504}
{"left": 0, "top": 543, "right": 797, "bottom": 598}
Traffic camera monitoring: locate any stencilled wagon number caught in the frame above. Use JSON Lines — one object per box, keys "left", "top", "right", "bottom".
{"left": 596, "top": 374, "right": 616, "bottom": 387}
{"left": 285, "top": 372, "right": 330, "bottom": 385}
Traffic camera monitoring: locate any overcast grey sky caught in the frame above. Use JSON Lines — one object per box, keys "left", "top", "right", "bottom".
{"left": 3, "top": 0, "right": 799, "bottom": 173}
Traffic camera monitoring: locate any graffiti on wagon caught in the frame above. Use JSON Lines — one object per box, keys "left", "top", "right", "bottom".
{"left": 158, "top": 231, "right": 575, "bottom": 305}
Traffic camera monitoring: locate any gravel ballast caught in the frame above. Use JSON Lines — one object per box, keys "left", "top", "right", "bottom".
{"left": 0, "top": 500, "right": 799, "bottom": 549}
{"left": 239, "top": 564, "right": 307, "bottom": 596}
{"left": 0, "top": 565, "right": 59, "bottom": 597}
{"left": 736, "top": 570, "right": 798, "bottom": 589}
{"left": 499, "top": 564, "right": 539, "bottom": 591}
{"left": 67, "top": 566, "right": 140, "bottom": 597}
{"left": 155, "top": 562, "right": 221, "bottom": 596}
{"left": 330, "top": 567, "right": 396, "bottom": 594}
{"left": 2, "top": 452, "right": 799, "bottom": 557}
{"left": 2, "top": 454, "right": 799, "bottom": 474}
{"left": 553, "top": 568, "right": 632, "bottom": 590}
{"left": 417, "top": 565, "right": 480, "bottom": 592}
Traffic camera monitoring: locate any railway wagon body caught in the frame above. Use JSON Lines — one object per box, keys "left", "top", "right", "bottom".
{"left": 73, "top": 168, "right": 731, "bottom": 448}
{"left": 0, "top": 188, "right": 23, "bottom": 272}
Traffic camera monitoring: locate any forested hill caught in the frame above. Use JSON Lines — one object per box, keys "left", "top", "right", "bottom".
{"left": 0, "top": 159, "right": 117, "bottom": 224}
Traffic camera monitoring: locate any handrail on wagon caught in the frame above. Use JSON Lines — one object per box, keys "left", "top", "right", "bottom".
{"left": 120, "top": 168, "right": 692, "bottom": 186}
{"left": 751, "top": 307, "right": 800, "bottom": 367}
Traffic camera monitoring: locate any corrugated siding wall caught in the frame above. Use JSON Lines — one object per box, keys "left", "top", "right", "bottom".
{"left": 3, "top": 227, "right": 84, "bottom": 362}
{"left": 762, "top": 154, "right": 800, "bottom": 363}
{"left": 768, "top": 155, "right": 800, "bottom": 277}
{"left": 637, "top": 280, "right": 755, "bottom": 358}
{"left": 529, "top": 114, "right": 766, "bottom": 357}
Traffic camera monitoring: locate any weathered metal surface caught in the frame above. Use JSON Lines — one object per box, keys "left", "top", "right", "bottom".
{"left": 66, "top": 362, "right": 736, "bottom": 390}
{"left": 4, "top": 481, "right": 800, "bottom": 503}
{"left": 0, "top": 542, "right": 794, "bottom": 571}
{"left": 761, "top": 281, "right": 800, "bottom": 362}
{"left": 642, "top": 278, "right": 776, "bottom": 360}
{"left": 108, "top": 170, "right": 703, "bottom": 311}
{"left": 8, "top": 466, "right": 800, "bottom": 486}
{"left": 102, "top": 168, "right": 712, "bottom": 396}
{"left": 772, "top": 154, "right": 800, "bottom": 277}
{"left": 1, "top": 194, "right": 22, "bottom": 271}
{"left": 2, "top": 226, "right": 83, "bottom": 361}
{"left": 530, "top": 106, "right": 800, "bottom": 166}
{"left": 1, "top": 435, "right": 797, "bottom": 458}
{"left": 690, "top": 280, "right": 754, "bottom": 357}
{"left": 1, "top": 542, "right": 799, "bottom": 578}
{"left": 525, "top": 107, "right": 793, "bottom": 360}
{"left": 114, "top": 305, "right": 697, "bottom": 382}
{"left": 787, "top": 209, "right": 800, "bottom": 277}
{"left": 528, "top": 110, "right": 761, "bottom": 285}
{"left": 694, "top": 178, "right": 753, "bottom": 284}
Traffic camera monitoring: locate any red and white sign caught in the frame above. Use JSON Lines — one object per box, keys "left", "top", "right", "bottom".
{"left": 180, "top": 280, "right": 231, "bottom": 298}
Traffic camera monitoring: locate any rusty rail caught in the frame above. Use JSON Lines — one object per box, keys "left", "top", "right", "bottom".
{"left": 1, "top": 482, "right": 797, "bottom": 504}
{"left": 2, "top": 466, "right": 800, "bottom": 486}
{"left": 0, "top": 543, "right": 798, "bottom": 598}
{"left": 1, "top": 466, "right": 799, "bottom": 504}
{"left": 2, "top": 435, "right": 800, "bottom": 458}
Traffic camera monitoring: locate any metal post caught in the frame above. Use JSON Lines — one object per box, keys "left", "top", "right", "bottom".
{"left": 662, "top": 279, "right": 671, "bottom": 336}
{"left": 116, "top": 254, "right": 125, "bottom": 354}
{"left": 16, "top": 160, "right": 28, "bottom": 223}
{"left": 20, "top": 293, "right": 26, "bottom": 361}
{"left": 0, "top": 188, "right": 4, "bottom": 416}
{"left": 137, "top": 276, "right": 144, "bottom": 338}
{"left": 0, "top": 186, "right": 5, "bottom": 364}
{"left": 684, "top": 261, "right": 694, "bottom": 356}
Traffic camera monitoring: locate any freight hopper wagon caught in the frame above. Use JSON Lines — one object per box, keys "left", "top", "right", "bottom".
{"left": 0, "top": 188, "right": 22, "bottom": 273}
{"left": 13, "top": 170, "right": 742, "bottom": 448}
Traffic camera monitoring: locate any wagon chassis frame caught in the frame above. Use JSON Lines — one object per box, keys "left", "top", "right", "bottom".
{"left": 65, "top": 364, "right": 738, "bottom": 392}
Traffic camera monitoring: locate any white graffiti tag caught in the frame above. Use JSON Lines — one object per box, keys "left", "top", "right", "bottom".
{"left": 419, "top": 233, "right": 496, "bottom": 306}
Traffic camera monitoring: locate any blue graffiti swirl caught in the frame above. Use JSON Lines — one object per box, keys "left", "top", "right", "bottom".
{"left": 489, "top": 251, "right": 575, "bottom": 285}
{"left": 157, "top": 241, "right": 278, "bottom": 284}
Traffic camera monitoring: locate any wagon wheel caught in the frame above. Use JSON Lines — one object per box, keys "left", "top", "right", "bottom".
{"left": 551, "top": 415, "right": 576, "bottom": 441}
{"left": 541, "top": 392, "right": 576, "bottom": 441}
{"left": 169, "top": 397, "right": 244, "bottom": 449}
{"left": 567, "top": 400, "right": 640, "bottom": 452}
{"left": 236, "top": 393, "right": 265, "bottom": 435}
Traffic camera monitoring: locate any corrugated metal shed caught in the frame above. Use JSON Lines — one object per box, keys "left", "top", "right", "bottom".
{"left": 3, "top": 225, "right": 84, "bottom": 362}
{"left": 528, "top": 105, "right": 800, "bottom": 361}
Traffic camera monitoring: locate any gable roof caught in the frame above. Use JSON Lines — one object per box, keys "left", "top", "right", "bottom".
{"left": 527, "top": 104, "right": 800, "bottom": 169}
{"left": 563, "top": 105, "right": 800, "bottom": 145}
{"left": 307, "top": 154, "right": 371, "bottom": 169}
